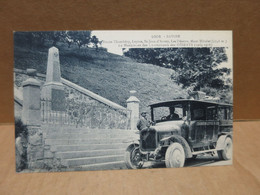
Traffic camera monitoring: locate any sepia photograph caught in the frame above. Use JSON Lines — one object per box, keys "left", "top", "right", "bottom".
{"left": 13, "top": 30, "right": 233, "bottom": 172}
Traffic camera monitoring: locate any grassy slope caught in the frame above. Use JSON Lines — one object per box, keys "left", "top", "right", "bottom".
{"left": 14, "top": 44, "right": 187, "bottom": 112}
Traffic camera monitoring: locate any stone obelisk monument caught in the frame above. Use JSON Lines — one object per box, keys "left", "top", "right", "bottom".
{"left": 41, "top": 47, "right": 65, "bottom": 111}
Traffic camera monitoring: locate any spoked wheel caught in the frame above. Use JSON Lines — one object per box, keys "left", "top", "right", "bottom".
{"left": 125, "top": 145, "right": 144, "bottom": 169}
{"left": 218, "top": 137, "right": 233, "bottom": 160}
{"left": 165, "top": 143, "right": 185, "bottom": 168}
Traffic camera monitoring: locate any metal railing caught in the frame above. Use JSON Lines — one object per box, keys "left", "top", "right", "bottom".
{"left": 40, "top": 99, "right": 131, "bottom": 129}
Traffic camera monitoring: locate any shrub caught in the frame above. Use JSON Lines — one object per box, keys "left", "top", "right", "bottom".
{"left": 15, "top": 118, "right": 28, "bottom": 171}
{"left": 15, "top": 118, "right": 28, "bottom": 139}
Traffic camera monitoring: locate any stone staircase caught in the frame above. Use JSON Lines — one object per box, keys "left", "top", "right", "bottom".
{"left": 42, "top": 125, "right": 139, "bottom": 171}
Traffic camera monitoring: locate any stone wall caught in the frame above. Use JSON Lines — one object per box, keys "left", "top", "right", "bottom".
{"left": 25, "top": 125, "right": 63, "bottom": 170}
{"left": 62, "top": 81, "right": 130, "bottom": 129}
{"left": 14, "top": 101, "right": 22, "bottom": 119}
{"left": 14, "top": 69, "right": 130, "bottom": 129}
{"left": 26, "top": 126, "right": 44, "bottom": 169}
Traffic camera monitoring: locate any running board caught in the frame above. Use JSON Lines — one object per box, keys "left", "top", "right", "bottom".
{"left": 192, "top": 149, "right": 216, "bottom": 155}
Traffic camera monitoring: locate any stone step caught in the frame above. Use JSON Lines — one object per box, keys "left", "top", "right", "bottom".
{"left": 56, "top": 149, "right": 125, "bottom": 159}
{"left": 45, "top": 138, "right": 136, "bottom": 145}
{"left": 42, "top": 125, "right": 127, "bottom": 131}
{"left": 45, "top": 129, "right": 137, "bottom": 135}
{"left": 63, "top": 155, "right": 125, "bottom": 167}
{"left": 43, "top": 126, "right": 133, "bottom": 133}
{"left": 52, "top": 143, "right": 130, "bottom": 152}
{"left": 69, "top": 161, "right": 127, "bottom": 171}
{"left": 43, "top": 127, "right": 133, "bottom": 132}
{"left": 46, "top": 132, "right": 138, "bottom": 140}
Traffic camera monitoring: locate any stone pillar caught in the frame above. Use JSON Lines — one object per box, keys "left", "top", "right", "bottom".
{"left": 22, "top": 69, "right": 41, "bottom": 126}
{"left": 22, "top": 69, "right": 44, "bottom": 169}
{"left": 41, "top": 47, "right": 65, "bottom": 111}
{"left": 127, "top": 90, "right": 140, "bottom": 130}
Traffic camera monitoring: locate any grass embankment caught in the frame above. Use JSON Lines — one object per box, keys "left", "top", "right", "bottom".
{"left": 14, "top": 44, "right": 187, "bottom": 112}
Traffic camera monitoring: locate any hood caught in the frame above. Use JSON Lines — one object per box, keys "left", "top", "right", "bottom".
{"left": 150, "top": 120, "right": 185, "bottom": 132}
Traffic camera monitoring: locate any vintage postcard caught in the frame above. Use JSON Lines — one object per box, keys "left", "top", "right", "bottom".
{"left": 14, "top": 30, "right": 233, "bottom": 172}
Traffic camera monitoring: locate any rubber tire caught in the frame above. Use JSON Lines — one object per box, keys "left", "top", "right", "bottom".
{"left": 221, "top": 137, "right": 233, "bottom": 160}
{"left": 217, "top": 150, "right": 224, "bottom": 160}
{"left": 125, "top": 145, "right": 142, "bottom": 169}
{"left": 165, "top": 143, "right": 185, "bottom": 168}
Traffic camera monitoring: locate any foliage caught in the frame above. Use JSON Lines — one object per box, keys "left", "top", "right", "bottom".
{"left": 91, "top": 35, "right": 102, "bottom": 50}
{"left": 15, "top": 118, "right": 28, "bottom": 139}
{"left": 124, "top": 48, "right": 232, "bottom": 102}
{"left": 66, "top": 31, "right": 92, "bottom": 49}
{"left": 14, "top": 31, "right": 101, "bottom": 50}
{"left": 46, "top": 31, "right": 67, "bottom": 46}
{"left": 201, "top": 85, "right": 233, "bottom": 103}
{"left": 15, "top": 118, "right": 28, "bottom": 171}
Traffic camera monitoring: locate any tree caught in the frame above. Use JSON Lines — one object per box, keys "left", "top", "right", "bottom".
{"left": 91, "top": 35, "right": 102, "bottom": 50}
{"left": 45, "top": 31, "right": 66, "bottom": 46}
{"left": 14, "top": 31, "right": 101, "bottom": 50}
{"left": 14, "top": 31, "right": 67, "bottom": 48}
{"left": 14, "top": 32, "right": 46, "bottom": 48}
{"left": 67, "top": 31, "right": 92, "bottom": 49}
{"left": 124, "top": 48, "right": 232, "bottom": 101}
{"left": 64, "top": 34, "right": 73, "bottom": 48}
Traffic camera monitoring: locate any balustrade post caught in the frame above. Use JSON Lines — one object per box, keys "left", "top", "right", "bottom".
{"left": 22, "top": 69, "right": 44, "bottom": 169}
{"left": 126, "top": 90, "right": 140, "bottom": 130}
{"left": 22, "top": 69, "right": 41, "bottom": 126}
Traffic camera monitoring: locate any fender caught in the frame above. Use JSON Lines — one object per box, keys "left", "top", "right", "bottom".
{"left": 161, "top": 135, "right": 192, "bottom": 158}
{"left": 126, "top": 142, "right": 139, "bottom": 152}
{"left": 216, "top": 134, "right": 232, "bottom": 150}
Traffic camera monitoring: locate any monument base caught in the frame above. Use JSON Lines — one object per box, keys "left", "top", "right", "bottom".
{"left": 41, "top": 82, "right": 65, "bottom": 111}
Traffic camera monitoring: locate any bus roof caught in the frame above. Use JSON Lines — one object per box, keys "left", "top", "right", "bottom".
{"left": 149, "top": 99, "right": 232, "bottom": 108}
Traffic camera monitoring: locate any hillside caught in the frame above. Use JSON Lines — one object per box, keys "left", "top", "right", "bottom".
{"left": 14, "top": 44, "right": 187, "bottom": 112}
